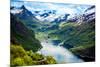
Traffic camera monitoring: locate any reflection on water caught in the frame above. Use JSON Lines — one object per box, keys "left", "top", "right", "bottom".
{"left": 37, "top": 40, "right": 84, "bottom": 63}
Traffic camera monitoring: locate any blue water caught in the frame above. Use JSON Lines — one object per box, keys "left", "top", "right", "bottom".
{"left": 37, "top": 40, "right": 84, "bottom": 63}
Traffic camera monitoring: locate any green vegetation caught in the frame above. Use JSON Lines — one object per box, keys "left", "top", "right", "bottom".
{"left": 11, "top": 14, "right": 56, "bottom": 66}
{"left": 11, "top": 14, "right": 42, "bottom": 52}
{"left": 11, "top": 44, "right": 56, "bottom": 66}
{"left": 49, "top": 21, "right": 95, "bottom": 61}
{"left": 49, "top": 21, "right": 95, "bottom": 47}
{"left": 59, "top": 22, "right": 79, "bottom": 28}
{"left": 35, "top": 32, "right": 47, "bottom": 41}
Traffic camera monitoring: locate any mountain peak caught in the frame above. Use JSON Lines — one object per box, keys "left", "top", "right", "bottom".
{"left": 85, "top": 5, "right": 95, "bottom": 12}
{"left": 20, "top": 5, "right": 26, "bottom": 10}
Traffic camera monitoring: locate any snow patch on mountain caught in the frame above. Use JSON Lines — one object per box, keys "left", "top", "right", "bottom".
{"left": 11, "top": 8, "right": 23, "bottom": 14}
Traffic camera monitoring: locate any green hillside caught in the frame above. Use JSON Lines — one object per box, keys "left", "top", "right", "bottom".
{"left": 11, "top": 14, "right": 42, "bottom": 52}
{"left": 10, "top": 14, "right": 56, "bottom": 66}
{"left": 11, "top": 44, "right": 56, "bottom": 66}
{"left": 49, "top": 21, "right": 95, "bottom": 61}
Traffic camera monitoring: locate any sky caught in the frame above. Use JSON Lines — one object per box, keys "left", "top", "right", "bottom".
{"left": 11, "top": 1, "right": 93, "bottom": 16}
{"left": 11, "top": 0, "right": 95, "bottom": 5}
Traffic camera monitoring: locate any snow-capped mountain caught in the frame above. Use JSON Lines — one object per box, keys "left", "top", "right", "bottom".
{"left": 35, "top": 14, "right": 70, "bottom": 23}
{"left": 51, "top": 14, "right": 70, "bottom": 23}
{"left": 67, "top": 5, "right": 95, "bottom": 23}
{"left": 10, "top": 7, "right": 23, "bottom": 14}
{"left": 11, "top": 5, "right": 35, "bottom": 19}
{"left": 83, "top": 5, "right": 95, "bottom": 22}
{"left": 34, "top": 10, "right": 70, "bottom": 23}
{"left": 35, "top": 10, "right": 58, "bottom": 22}
{"left": 11, "top": 5, "right": 71, "bottom": 23}
{"left": 10, "top": 5, "right": 42, "bottom": 30}
{"left": 11, "top": 5, "right": 95, "bottom": 24}
{"left": 11, "top": 5, "right": 40, "bottom": 22}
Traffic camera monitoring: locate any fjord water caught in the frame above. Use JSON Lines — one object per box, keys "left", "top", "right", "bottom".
{"left": 38, "top": 39, "right": 84, "bottom": 63}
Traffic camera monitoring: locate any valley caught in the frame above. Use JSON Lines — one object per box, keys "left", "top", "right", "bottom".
{"left": 10, "top": 1, "right": 95, "bottom": 66}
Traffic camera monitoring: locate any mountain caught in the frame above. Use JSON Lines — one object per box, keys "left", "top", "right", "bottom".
{"left": 10, "top": 9, "right": 57, "bottom": 66}
{"left": 11, "top": 13, "right": 42, "bottom": 52}
{"left": 67, "top": 16, "right": 78, "bottom": 22}
{"left": 18, "top": 5, "right": 33, "bottom": 19}
{"left": 33, "top": 9, "right": 71, "bottom": 23}
{"left": 10, "top": 4, "right": 95, "bottom": 62}
{"left": 39, "top": 10, "right": 56, "bottom": 18}
{"left": 67, "top": 5, "right": 95, "bottom": 23}
{"left": 83, "top": 6, "right": 95, "bottom": 23}
{"left": 34, "top": 10, "right": 58, "bottom": 22}
{"left": 49, "top": 18, "right": 95, "bottom": 61}
{"left": 48, "top": 6, "right": 95, "bottom": 61}
{"left": 11, "top": 5, "right": 33, "bottom": 18}
{"left": 85, "top": 5, "right": 95, "bottom": 12}
{"left": 11, "top": 5, "right": 41, "bottom": 30}
{"left": 51, "top": 14, "right": 70, "bottom": 23}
